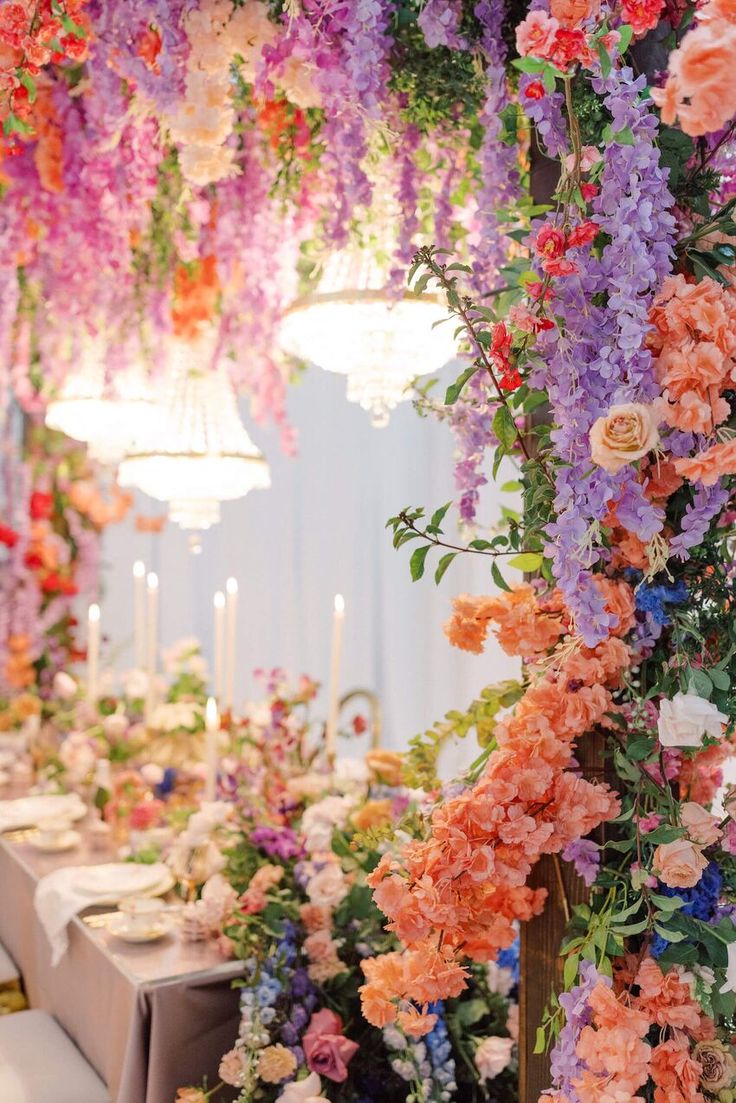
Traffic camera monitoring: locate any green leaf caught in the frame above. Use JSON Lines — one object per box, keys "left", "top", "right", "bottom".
{"left": 613, "top": 126, "right": 635, "bottom": 146}
{"left": 17, "top": 69, "right": 37, "bottom": 104}
{"left": 435, "top": 553, "right": 457, "bottom": 586}
{"left": 534, "top": 1027, "right": 546, "bottom": 1055}
{"left": 654, "top": 923, "right": 688, "bottom": 943}
{"left": 617, "top": 23, "right": 634, "bottom": 52}
{"left": 468, "top": 539, "right": 493, "bottom": 551}
{"left": 430, "top": 502, "right": 452, "bottom": 530}
{"left": 508, "top": 552, "right": 543, "bottom": 572}
{"left": 711, "top": 668, "right": 730, "bottom": 691}
{"left": 542, "top": 64, "right": 558, "bottom": 92}
{"left": 688, "top": 668, "right": 713, "bottom": 699}
{"left": 596, "top": 43, "right": 612, "bottom": 77}
{"left": 454, "top": 998, "right": 489, "bottom": 1026}
{"left": 492, "top": 405, "right": 518, "bottom": 452}
{"left": 410, "top": 545, "right": 431, "bottom": 582}
{"left": 511, "top": 57, "right": 547, "bottom": 73}
{"left": 491, "top": 561, "right": 511, "bottom": 593}
{"left": 563, "top": 953, "right": 580, "bottom": 989}
{"left": 500, "top": 480, "right": 523, "bottom": 493}
{"left": 445, "top": 365, "right": 478, "bottom": 405}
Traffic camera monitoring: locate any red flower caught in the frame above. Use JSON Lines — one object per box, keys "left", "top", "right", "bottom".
{"left": 566, "top": 220, "right": 599, "bottom": 248}
{"left": 536, "top": 316, "right": 556, "bottom": 331}
{"left": 526, "top": 281, "right": 553, "bottom": 302}
{"left": 29, "top": 491, "right": 53, "bottom": 520}
{"left": 524, "top": 81, "right": 546, "bottom": 100}
{"left": 500, "top": 369, "right": 523, "bottom": 392}
{"left": 24, "top": 549, "right": 43, "bottom": 569}
{"left": 490, "top": 321, "right": 513, "bottom": 358}
{"left": 352, "top": 714, "right": 368, "bottom": 735}
{"left": 622, "top": 0, "right": 665, "bottom": 34}
{"left": 550, "top": 28, "right": 592, "bottom": 68}
{"left": 544, "top": 256, "right": 579, "bottom": 277}
{"left": 0, "top": 524, "right": 19, "bottom": 548}
{"left": 535, "top": 225, "right": 567, "bottom": 260}
{"left": 580, "top": 182, "right": 599, "bottom": 201}
{"left": 136, "top": 26, "right": 162, "bottom": 71}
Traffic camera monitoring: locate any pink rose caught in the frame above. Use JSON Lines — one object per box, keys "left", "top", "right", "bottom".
{"left": 303, "top": 1009, "right": 359, "bottom": 1083}
{"left": 129, "top": 799, "right": 164, "bottom": 830}
{"left": 654, "top": 838, "right": 708, "bottom": 888}
{"left": 515, "top": 9, "right": 560, "bottom": 57}
{"left": 475, "top": 1035, "right": 515, "bottom": 1080}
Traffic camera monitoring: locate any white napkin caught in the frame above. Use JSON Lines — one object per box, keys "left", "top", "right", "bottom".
{"left": 34, "top": 862, "right": 170, "bottom": 965}
{"left": 0, "top": 793, "right": 86, "bottom": 833}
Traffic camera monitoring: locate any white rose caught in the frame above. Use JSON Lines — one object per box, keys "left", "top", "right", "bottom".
{"left": 475, "top": 1036, "right": 514, "bottom": 1080}
{"left": 486, "top": 962, "right": 515, "bottom": 997}
{"left": 657, "top": 692, "right": 728, "bottom": 748}
{"left": 276, "top": 1073, "right": 326, "bottom": 1103}
{"left": 102, "top": 714, "right": 129, "bottom": 740}
{"left": 306, "top": 864, "right": 349, "bottom": 909}
{"left": 53, "top": 671, "right": 78, "bottom": 700}
{"left": 58, "top": 733, "right": 96, "bottom": 782}
{"left": 301, "top": 796, "right": 355, "bottom": 853}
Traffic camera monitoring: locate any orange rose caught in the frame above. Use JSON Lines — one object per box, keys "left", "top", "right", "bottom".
{"left": 589, "top": 403, "right": 660, "bottom": 473}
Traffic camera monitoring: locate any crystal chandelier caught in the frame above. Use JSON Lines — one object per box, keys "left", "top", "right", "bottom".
{"left": 117, "top": 337, "right": 270, "bottom": 532}
{"left": 45, "top": 352, "right": 158, "bottom": 465}
{"left": 279, "top": 246, "right": 458, "bottom": 427}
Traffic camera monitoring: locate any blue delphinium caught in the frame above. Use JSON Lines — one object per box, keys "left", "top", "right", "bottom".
{"left": 634, "top": 579, "right": 688, "bottom": 627}
{"left": 651, "top": 862, "right": 722, "bottom": 957}
{"left": 425, "top": 1002, "right": 457, "bottom": 1102}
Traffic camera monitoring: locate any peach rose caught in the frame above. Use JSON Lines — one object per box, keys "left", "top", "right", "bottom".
{"left": 365, "top": 749, "right": 404, "bottom": 786}
{"left": 654, "top": 838, "right": 708, "bottom": 888}
{"left": 351, "top": 799, "right": 392, "bottom": 832}
{"left": 550, "top": 0, "right": 600, "bottom": 24}
{"left": 680, "top": 801, "right": 722, "bottom": 846}
{"left": 589, "top": 403, "right": 660, "bottom": 473}
{"left": 475, "top": 1036, "right": 515, "bottom": 1080}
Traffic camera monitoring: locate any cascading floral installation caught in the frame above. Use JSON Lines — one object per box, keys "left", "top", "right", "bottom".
{"left": 367, "top": 0, "right": 736, "bottom": 1099}
{"left": 0, "top": 417, "right": 130, "bottom": 693}
{"left": 0, "top": 0, "right": 517, "bottom": 446}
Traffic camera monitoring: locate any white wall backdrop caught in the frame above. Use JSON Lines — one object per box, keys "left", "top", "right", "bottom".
{"left": 100, "top": 365, "right": 519, "bottom": 753}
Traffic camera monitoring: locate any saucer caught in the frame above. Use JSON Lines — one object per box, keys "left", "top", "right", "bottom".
{"left": 28, "top": 829, "right": 82, "bottom": 853}
{"left": 106, "top": 913, "right": 174, "bottom": 943}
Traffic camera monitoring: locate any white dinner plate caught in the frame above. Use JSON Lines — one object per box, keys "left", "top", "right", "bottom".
{"left": 73, "top": 862, "right": 168, "bottom": 898}
{"left": 27, "top": 829, "right": 82, "bottom": 854}
{"left": 0, "top": 794, "right": 86, "bottom": 832}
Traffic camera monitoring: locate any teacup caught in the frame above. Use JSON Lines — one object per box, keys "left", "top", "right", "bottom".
{"left": 36, "top": 814, "right": 73, "bottom": 847}
{"left": 119, "top": 895, "right": 164, "bottom": 934}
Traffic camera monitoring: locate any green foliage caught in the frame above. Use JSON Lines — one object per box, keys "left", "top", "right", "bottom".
{"left": 403, "top": 679, "right": 524, "bottom": 790}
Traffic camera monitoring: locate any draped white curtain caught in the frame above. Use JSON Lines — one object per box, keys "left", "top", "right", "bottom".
{"left": 100, "top": 365, "right": 519, "bottom": 753}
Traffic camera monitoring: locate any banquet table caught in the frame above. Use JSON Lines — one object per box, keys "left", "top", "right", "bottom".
{"left": 0, "top": 813, "right": 243, "bottom": 1103}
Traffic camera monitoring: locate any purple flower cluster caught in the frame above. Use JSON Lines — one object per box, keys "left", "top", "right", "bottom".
{"left": 472, "top": 0, "right": 520, "bottom": 294}
{"left": 417, "top": 0, "right": 467, "bottom": 49}
{"left": 562, "top": 838, "right": 600, "bottom": 886}
{"left": 538, "top": 68, "right": 676, "bottom": 644}
{"left": 548, "top": 960, "right": 606, "bottom": 1101}
{"left": 250, "top": 824, "right": 305, "bottom": 862}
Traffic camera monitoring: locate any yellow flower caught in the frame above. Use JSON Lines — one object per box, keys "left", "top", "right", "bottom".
{"left": 351, "top": 799, "right": 392, "bottom": 832}
{"left": 365, "top": 749, "right": 404, "bottom": 787}
{"left": 257, "top": 1044, "right": 298, "bottom": 1085}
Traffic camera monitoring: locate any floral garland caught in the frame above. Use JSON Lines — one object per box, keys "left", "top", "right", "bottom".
{"left": 372, "top": 0, "right": 736, "bottom": 1100}
{"left": 0, "top": 416, "right": 129, "bottom": 693}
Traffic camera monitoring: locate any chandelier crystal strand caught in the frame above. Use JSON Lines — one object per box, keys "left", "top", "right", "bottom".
{"left": 117, "top": 336, "right": 271, "bottom": 532}
{"left": 279, "top": 246, "right": 458, "bottom": 427}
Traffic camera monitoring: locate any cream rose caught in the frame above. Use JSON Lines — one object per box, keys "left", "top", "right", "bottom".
{"left": 589, "top": 402, "right": 660, "bottom": 473}
{"left": 694, "top": 1040, "right": 736, "bottom": 1093}
{"left": 475, "top": 1036, "right": 515, "bottom": 1080}
{"left": 306, "top": 864, "right": 349, "bottom": 909}
{"left": 657, "top": 692, "right": 728, "bottom": 747}
{"left": 654, "top": 837, "right": 708, "bottom": 888}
